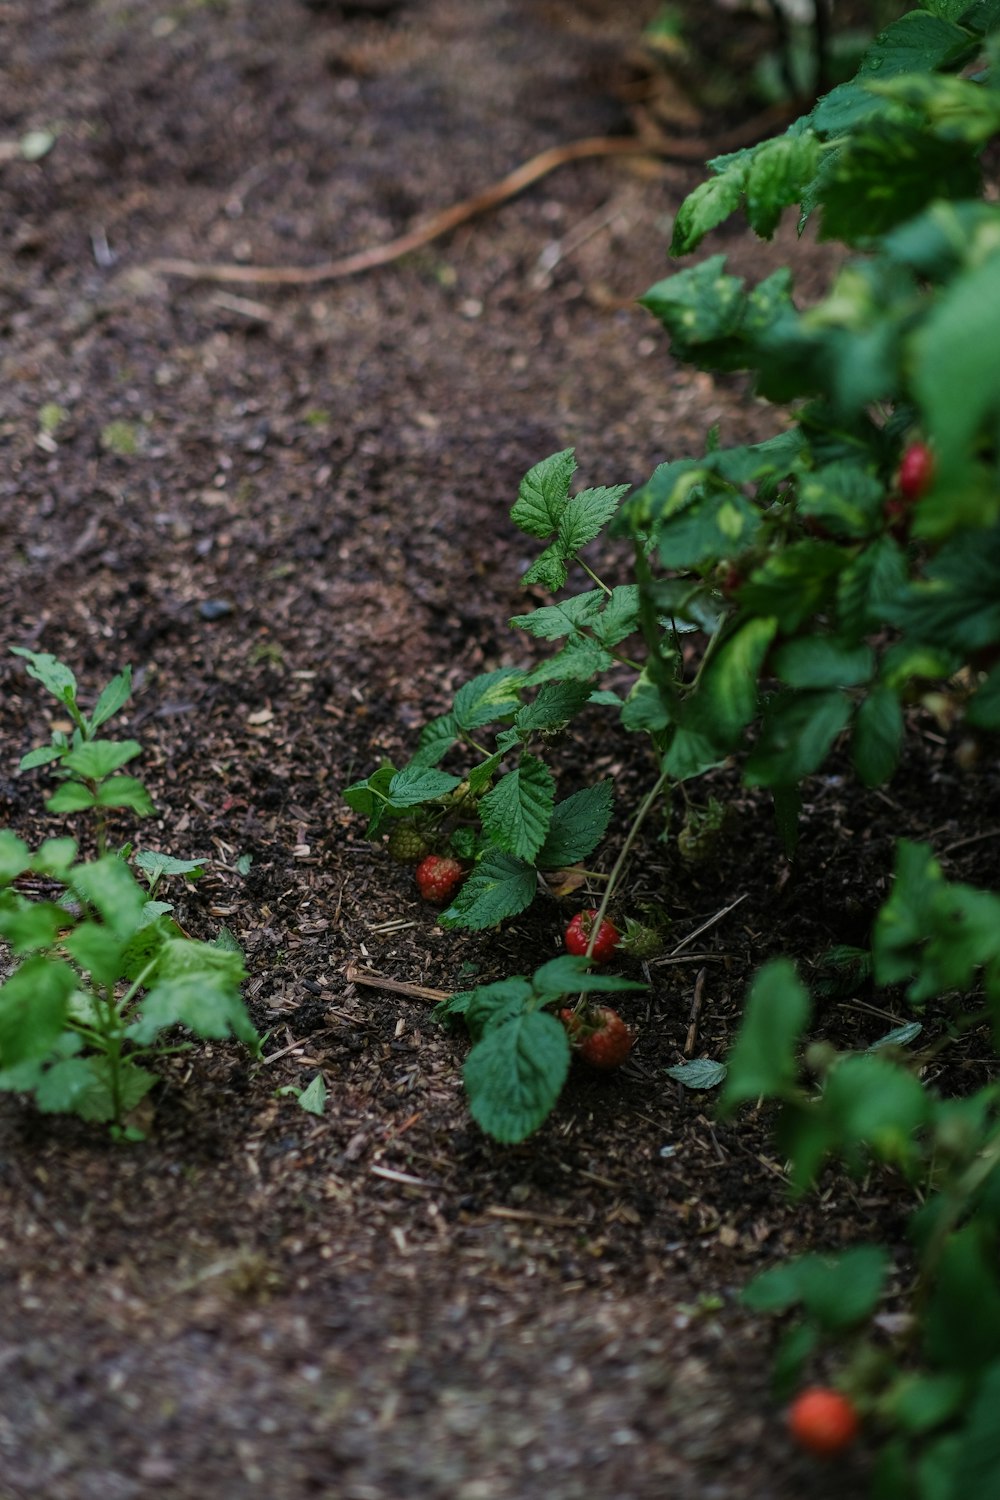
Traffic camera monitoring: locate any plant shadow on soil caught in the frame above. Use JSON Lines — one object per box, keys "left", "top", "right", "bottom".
{"left": 1, "top": 0, "right": 996, "bottom": 1496}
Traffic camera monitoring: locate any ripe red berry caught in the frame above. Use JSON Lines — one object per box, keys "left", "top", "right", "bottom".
{"left": 898, "top": 442, "right": 934, "bottom": 502}
{"left": 564, "top": 909, "right": 621, "bottom": 963}
{"left": 414, "top": 854, "right": 464, "bottom": 903}
{"left": 787, "top": 1388, "right": 859, "bottom": 1457}
{"left": 559, "top": 1004, "right": 634, "bottom": 1070}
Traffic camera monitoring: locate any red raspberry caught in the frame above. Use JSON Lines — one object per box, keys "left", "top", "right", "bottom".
{"left": 559, "top": 1005, "right": 634, "bottom": 1070}
{"left": 415, "top": 855, "right": 464, "bottom": 903}
{"left": 564, "top": 909, "right": 620, "bottom": 963}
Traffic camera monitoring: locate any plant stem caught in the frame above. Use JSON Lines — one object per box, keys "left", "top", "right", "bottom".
{"left": 576, "top": 558, "right": 613, "bottom": 597}
{"left": 575, "top": 766, "right": 671, "bottom": 994}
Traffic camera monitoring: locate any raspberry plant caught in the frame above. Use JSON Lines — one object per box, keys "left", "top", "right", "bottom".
{"left": 1, "top": 650, "right": 258, "bottom": 1137}
{"left": 349, "top": 3, "right": 1000, "bottom": 1486}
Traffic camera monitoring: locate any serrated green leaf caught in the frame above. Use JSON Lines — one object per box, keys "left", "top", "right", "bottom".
{"left": 913, "top": 255, "right": 1000, "bottom": 478}
{"left": 510, "top": 591, "right": 605, "bottom": 640}
{"left": 68, "top": 1056, "right": 156, "bottom": 1123}
{"left": 0, "top": 831, "right": 31, "bottom": 883}
{"left": 62, "top": 739, "right": 142, "bottom": 780}
{"left": 530, "top": 955, "right": 646, "bottom": 1003}
{"left": 772, "top": 637, "right": 874, "bottom": 689}
{"left": 63, "top": 922, "right": 126, "bottom": 988}
{"left": 661, "top": 726, "right": 729, "bottom": 781}
{"left": 128, "top": 972, "right": 256, "bottom": 1046}
{"left": 720, "top": 959, "right": 811, "bottom": 1113}
{"left": 641, "top": 255, "right": 746, "bottom": 345}
{"left": 94, "top": 775, "right": 156, "bottom": 815}
{"left": 671, "top": 162, "right": 748, "bottom": 255}
{"left": 858, "top": 9, "right": 976, "bottom": 78}
{"left": 519, "top": 635, "right": 616, "bottom": 687}
{"left": 134, "top": 850, "right": 204, "bottom": 883}
{"left": 438, "top": 977, "right": 531, "bottom": 1036}
{"left": 746, "top": 131, "right": 820, "bottom": 240}
{"left": 0, "top": 956, "right": 76, "bottom": 1065}
{"left": 31, "top": 837, "right": 77, "bottom": 879}
{"left": 745, "top": 688, "right": 852, "bottom": 787}
{"left": 438, "top": 850, "right": 537, "bottom": 931}
{"left": 453, "top": 669, "right": 522, "bottom": 731}
{"left": 46, "top": 782, "right": 99, "bottom": 813}
{"left": 510, "top": 449, "right": 576, "bottom": 540}
{"left": 743, "top": 1244, "right": 889, "bottom": 1330}
{"left": 556, "top": 485, "right": 630, "bottom": 555}
{"left": 687, "top": 616, "right": 777, "bottom": 750}
{"left": 408, "top": 712, "right": 459, "bottom": 768}
{"left": 478, "top": 756, "right": 555, "bottom": 862}
{"left": 820, "top": 123, "right": 981, "bottom": 243}
{"left": 10, "top": 648, "right": 78, "bottom": 706}
{"left": 88, "top": 667, "right": 132, "bottom": 732}
{"left": 536, "top": 781, "right": 613, "bottom": 868}
{"left": 867, "top": 1021, "right": 923, "bottom": 1051}
{"left": 70, "top": 855, "right": 147, "bottom": 938}
{"left": 665, "top": 1058, "right": 727, "bottom": 1090}
{"left": 852, "top": 685, "right": 904, "bottom": 787}
{"left": 591, "top": 585, "right": 641, "bottom": 646}
{"left": 386, "top": 765, "right": 462, "bottom": 809}
{"left": 739, "top": 541, "right": 846, "bottom": 632}
{"left": 513, "top": 681, "right": 593, "bottom": 736}
{"left": 925, "top": 1224, "right": 1000, "bottom": 1372}
{"left": 0, "top": 897, "right": 66, "bottom": 955}
{"left": 885, "top": 525, "right": 1000, "bottom": 651}
{"left": 464, "top": 1009, "right": 571, "bottom": 1143}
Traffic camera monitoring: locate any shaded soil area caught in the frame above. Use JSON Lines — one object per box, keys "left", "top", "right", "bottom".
{"left": 2, "top": 1, "right": 997, "bottom": 1497}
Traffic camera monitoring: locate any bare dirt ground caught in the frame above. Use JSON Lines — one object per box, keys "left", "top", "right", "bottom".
{"left": 2, "top": 1, "right": 997, "bottom": 1496}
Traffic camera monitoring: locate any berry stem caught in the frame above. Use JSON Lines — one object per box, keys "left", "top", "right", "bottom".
{"left": 573, "top": 766, "right": 671, "bottom": 1003}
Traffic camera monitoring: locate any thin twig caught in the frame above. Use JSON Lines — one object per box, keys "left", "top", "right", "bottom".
{"left": 663, "top": 893, "right": 748, "bottom": 960}
{"left": 346, "top": 964, "right": 451, "bottom": 1004}
{"left": 148, "top": 107, "right": 793, "bottom": 288}
{"left": 684, "top": 967, "right": 708, "bottom": 1058}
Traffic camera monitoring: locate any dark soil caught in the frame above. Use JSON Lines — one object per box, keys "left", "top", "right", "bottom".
{"left": 2, "top": 2, "right": 997, "bottom": 1497}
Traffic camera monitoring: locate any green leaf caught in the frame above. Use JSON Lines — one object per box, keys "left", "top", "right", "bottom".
{"left": 739, "top": 541, "right": 846, "bottom": 632}
{"left": 128, "top": 972, "right": 257, "bottom": 1046}
{"left": 744, "top": 688, "right": 852, "bottom": 787}
{"left": 65, "top": 1055, "right": 156, "bottom": 1124}
{"left": 0, "top": 956, "right": 76, "bottom": 1065}
{"left": 913, "top": 255, "right": 1000, "bottom": 478}
{"left": 772, "top": 637, "right": 874, "bottom": 689}
{"left": 745, "top": 131, "right": 820, "bottom": 240}
{"left": 443, "top": 978, "right": 532, "bottom": 1037}
{"left": 94, "top": 775, "right": 156, "bottom": 815}
{"left": 386, "top": 766, "right": 462, "bottom": 809}
{"left": 510, "top": 591, "right": 606, "bottom": 640}
{"left": 63, "top": 922, "right": 126, "bottom": 987}
{"left": 662, "top": 725, "right": 729, "bottom": 781}
{"left": 410, "top": 712, "right": 460, "bottom": 767}
{"left": 536, "top": 781, "right": 614, "bottom": 868}
{"left": 868, "top": 1021, "right": 923, "bottom": 1051}
{"left": 925, "top": 1224, "right": 1000, "bottom": 1372}
{"left": 822, "top": 1053, "right": 930, "bottom": 1165}
{"left": 743, "top": 1244, "right": 889, "bottom": 1331}
{"left": 438, "top": 850, "right": 537, "bottom": 930}
{"left": 885, "top": 526, "right": 1000, "bottom": 652}
{"left": 70, "top": 856, "right": 147, "bottom": 938}
{"left": 512, "top": 681, "right": 593, "bottom": 736}
{"left": 641, "top": 255, "right": 746, "bottom": 345}
{"left": 46, "top": 782, "right": 99, "bottom": 813}
{"left": 510, "top": 449, "right": 576, "bottom": 540}
{"left": 820, "top": 123, "right": 981, "bottom": 243}
{"left": 882, "top": 1372, "right": 965, "bottom": 1435}
{"left": 463, "top": 1009, "right": 571, "bottom": 1143}
{"left": 0, "top": 898, "right": 66, "bottom": 955}
{"left": 10, "top": 648, "right": 78, "bottom": 707}
{"left": 687, "top": 616, "right": 778, "bottom": 750}
{"left": 478, "top": 756, "right": 555, "bottom": 863}
{"left": 0, "top": 831, "right": 31, "bottom": 883}
{"left": 969, "top": 664, "right": 1000, "bottom": 730}
{"left": 133, "top": 850, "right": 205, "bottom": 884}
{"left": 556, "top": 485, "right": 630, "bottom": 554}
{"left": 720, "top": 959, "right": 811, "bottom": 1113}
{"left": 518, "top": 634, "right": 616, "bottom": 687}
{"left": 452, "top": 669, "right": 522, "bottom": 731}
{"left": 61, "top": 739, "right": 142, "bottom": 780}
{"left": 19, "top": 744, "right": 67, "bottom": 771}
{"left": 31, "top": 837, "right": 77, "bottom": 878}
{"left": 529, "top": 956, "right": 646, "bottom": 1003}
{"left": 88, "top": 666, "right": 133, "bottom": 732}
{"left": 664, "top": 1058, "right": 727, "bottom": 1090}
{"left": 949, "top": 1361, "right": 1000, "bottom": 1494}
{"left": 852, "top": 686, "right": 904, "bottom": 787}
{"left": 296, "top": 1073, "right": 327, "bottom": 1116}
{"left": 343, "top": 763, "right": 397, "bottom": 837}
{"left": 670, "top": 160, "right": 748, "bottom": 255}
{"left": 857, "top": 9, "right": 976, "bottom": 78}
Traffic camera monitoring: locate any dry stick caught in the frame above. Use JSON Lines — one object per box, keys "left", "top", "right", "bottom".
{"left": 663, "top": 892, "right": 748, "bottom": 960}
{"left": 148, "top": 108, "right": 792, "bottom": 288}
{"left": 346, "top": 963, "right": 450, "bottom": 1005}
{"left": 684, "top": 966, "right": 708, "bottom": 1058}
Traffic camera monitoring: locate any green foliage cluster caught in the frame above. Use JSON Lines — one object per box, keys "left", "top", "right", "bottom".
{"left": 1, "top": 650, "right": 257, "bottom": 1137}
{"left": 347, "top": 3, "right": 1000, "bottom": 1486}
